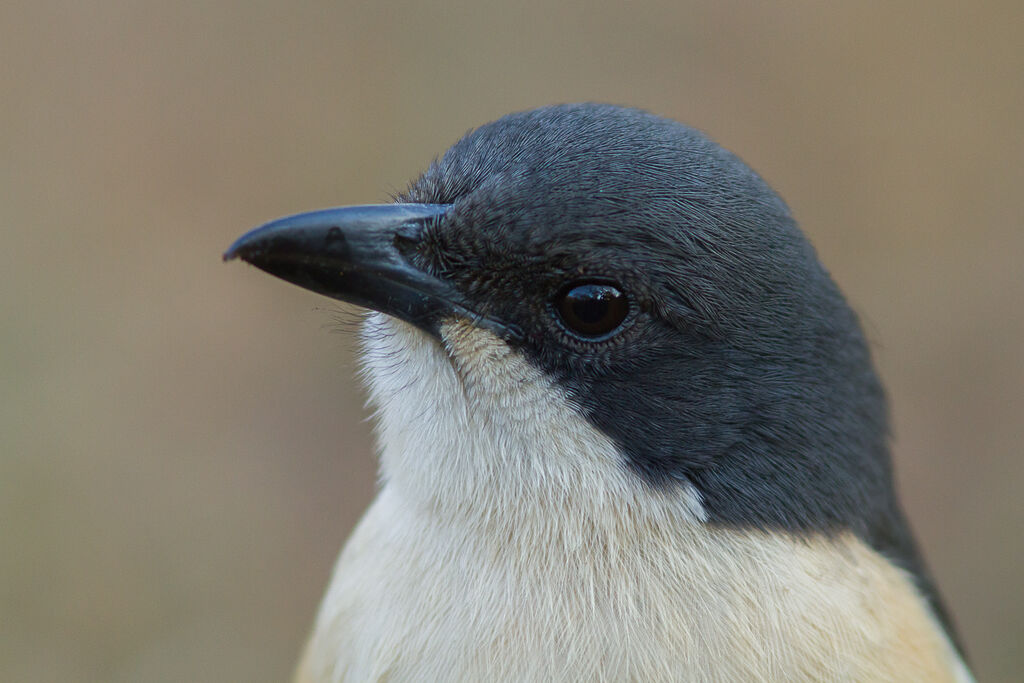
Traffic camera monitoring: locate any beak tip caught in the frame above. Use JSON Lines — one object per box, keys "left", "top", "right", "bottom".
{"left": 223, "top": 235, "right": 256, "bottom": 264}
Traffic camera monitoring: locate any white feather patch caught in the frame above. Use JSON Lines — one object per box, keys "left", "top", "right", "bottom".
{"left": 296, "top": 314, "right": 971, "bottom": 683}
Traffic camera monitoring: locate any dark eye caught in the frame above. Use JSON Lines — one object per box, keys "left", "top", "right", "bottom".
{"left": 554, "top": 281, "right": 629, "bottom": 339}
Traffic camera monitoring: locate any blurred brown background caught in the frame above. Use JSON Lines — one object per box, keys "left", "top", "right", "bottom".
{"left": 1, "top": 1, "right": 1020, "bottom": 681}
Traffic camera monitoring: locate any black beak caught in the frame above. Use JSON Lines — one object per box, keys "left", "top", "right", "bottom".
{"left": 225, "top": 203, "right": 476, "bottom": 337}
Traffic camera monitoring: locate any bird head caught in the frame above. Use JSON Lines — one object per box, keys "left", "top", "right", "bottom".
{"left": 226, "top": 103, "right": 893, "bottom": 542}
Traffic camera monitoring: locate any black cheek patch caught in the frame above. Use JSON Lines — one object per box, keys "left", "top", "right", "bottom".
{"left": 534, "top": 334, "right": 964, "bottom": 659}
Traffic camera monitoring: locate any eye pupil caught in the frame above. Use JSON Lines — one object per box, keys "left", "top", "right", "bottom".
{"left": 555, "top": 282, "right": 629, "bottom": 338}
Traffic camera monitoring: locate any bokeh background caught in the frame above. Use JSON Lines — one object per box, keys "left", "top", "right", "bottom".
{"left": 2, "top": 1, "right": 1021, "bottom": 680}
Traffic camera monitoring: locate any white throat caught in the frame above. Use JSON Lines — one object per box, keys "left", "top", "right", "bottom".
{"left": 295, "top": 313, "right": 971, "bottom": 683}
{"left": 359, "top": 312, "right": 707, "bottom": 533}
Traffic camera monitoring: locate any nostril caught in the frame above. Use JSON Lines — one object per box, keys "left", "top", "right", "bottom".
{"left": 325, "top": 226, "right": 344, "bottom": 244}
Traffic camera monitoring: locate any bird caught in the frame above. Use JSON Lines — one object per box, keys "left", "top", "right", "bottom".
{"left": 225, "top": 103, "right": 972, "bottom": 682}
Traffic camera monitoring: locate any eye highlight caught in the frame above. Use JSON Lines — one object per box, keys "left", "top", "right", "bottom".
{"left": 553, "top": 281, "right": 629, "bottom": 339}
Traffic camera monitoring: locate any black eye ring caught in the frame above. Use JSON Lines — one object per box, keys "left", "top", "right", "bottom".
{"left": 552, "top": 281, "right": 630, "bottom": 340}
